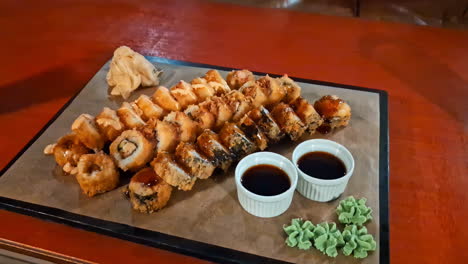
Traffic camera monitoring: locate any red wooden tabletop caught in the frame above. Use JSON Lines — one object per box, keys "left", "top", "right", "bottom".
{"left": 1, "top": 0, "right": 467, "bottom": 263}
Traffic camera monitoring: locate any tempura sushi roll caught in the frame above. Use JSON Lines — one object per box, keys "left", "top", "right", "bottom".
{"left": 226, "top": 69, "right": 255, "bottom": 90}
{"left": 184, "top": 104, "right": 216, "bottom": 130}
{"left": 196, "top": 129, "right": 233, "bottom": 171}
{"left": 248, "top": 106, "right": 284, "bottom": 142}
{"left": 155, "top": 120, "right": 180, "bottom": 152}
{"left": 49, "top": 133, "right": 89, "bottom": 174}
{"left": 170, "top": 81, "right": 198, "bottom": 108}
{"left": 125, "top": 167, "right": 172, "bottom": 213}
{"left": 278, "top": 75, "right": 301, "bottom": 103}
{"left": 239, "top": 81, "right": 267, "bottom": 108}
{"left": 71, "top": 114, "right": 106, "bottom": 150}
{"left": 219, "top": 123, "right": 256, "bottom": 159}
{"left": 290, "top": 97, "right": 323, "bottom": 134}
{"left": 76, "top": 153, "right": 119, "bottom": 197}
{"left": 223, "top": 90, "right": 254, "bottom": 122}
{"left": 201, "top": 97, "right": 233, "bottom": 130}
{"left": 314, "top": 95, "right": 351, "bottom": 133}
{"left": 270, "top": 103, "right": 307, "bottom": 141}
{"left": 175, "top": 142, "right": 215, "bottom": 179}
{"left": 95, "top": 107, "right": 124, "bottom": 142}
{"left": 152, "top": 86, "right": 181, "bottom": 111}
{"left": 151, "top": 152, "right": 196, "bottom": 191}
{"left": 191, "top": 77, "right": 215, "bottom": 102}
{"left": 164, "top": 112, "right": 198, "bottom": 143}
{"left": 117, "top": 102, "right": 146, "bottom": 129}
{"left": 237, "top": 115, "right": 269, "bottom": 151}
{"left": 204, "top": 70, "right": 230, "bottom": 95}
{"left": 134, "top": 94, "right": 165, "bottom": 121}
{"left": 110, "top": 130, "right": 154, "bottom": 171}
{"left": 256, "top": 75, "right": 285, "bottom": 106}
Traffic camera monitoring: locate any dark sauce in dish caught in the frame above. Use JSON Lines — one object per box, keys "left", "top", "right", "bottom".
{"left": 241, "top": 165, "right": 290, "bottom": 196}
{"left": 297, "top": 151, "right": 346, "bottom": 180}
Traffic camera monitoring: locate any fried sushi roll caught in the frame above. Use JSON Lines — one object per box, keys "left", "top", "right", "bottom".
{"left": 164, "top": 111, "right": 197, "bottom": 143}
{"left": 155, "top": 120, "right": 180, "bottom": 152}
{"left": 48, "top": 133, "right": 90, "bottom": 174}
{"left": 314, "top": 95, "right": 351, "bottom": 133}
{"left": 125, "top": 167, "right": 172, "bottom": 213}
{"left": 290, "top": 97, "right": 323, "bottom": 134}
{"left": 196, "top": 129, "right": 233, "bottom": 171}
{"left": 184, "top": 104, "right": 216, "bottom": 130}
{"left": 110, "top": 130, "right": 154, "bottom": 171}
{"left": 248, "top": 106, "right": 284, "bottom": 142}
{"left": 153, "top": 86, "right": 181, "bottom": 111}
{"left": 219, "top": 123, "right": 256, "bottom": 159}
{"left": 223, "top": 90, "right": 254, "bottom": 122}
{"left": 191, "top": 77, "right": 215, "bottom": 102}
{"left": 256, "top": 75, "right": 285, "bottom": 106}
{"left": 134, "top": 94, "right": 165, "bottom": 121}
{"left": 175, "top": 142, "right": 215, "bottom": 179}
{"left": 95, "top": 107, "right": 124, "bottom": 142}
{"left": 71, "top": 114, "right": 106, "bottom": 150}
{"left": 151, "top": 152, "right": 196, "bottom": 191}
{"left": 270, "top": 103, "right": 307, "bottom": 141}
{"left": 76, "top": 153, "right": 119, "bottom": 197}
{"left": 226, "top": 69, "right": 255, "bottom": 90}
{"left": 170, "top": 80, "right": 198, "bottom": 108}
{"left": 278, "top": 75, "right": 301, "bottom": 103}
{"left": 201, "top": 97, "right": 233, "bottom": 130}
{"left": 239, "top": 81, "right": 267, "bottom": 108}
{"left": 237, "top": 115, "right": 268, "bottom": 151}
{"left": 204, "top": 70, "right": 230, "bottom": 95}
{"left": 117, "top": 102, "right": 146, "bottom": 129}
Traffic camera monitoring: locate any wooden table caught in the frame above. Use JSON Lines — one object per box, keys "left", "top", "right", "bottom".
{"left": 1, "top": 0, "right": 467, "bottom": 263}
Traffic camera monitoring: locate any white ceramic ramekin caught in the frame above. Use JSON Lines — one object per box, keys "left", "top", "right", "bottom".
{"left": 235, "top": 152, "right": 298, "bottom": 218}
{"left": 292, "top": 139, "right": 354, "bottom": 202}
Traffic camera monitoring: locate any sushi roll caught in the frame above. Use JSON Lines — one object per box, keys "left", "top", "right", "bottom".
{"left": 223, "top": 90, "right": 254, "bottom": 122}
{"left": 154, "top": 120, "right": 180, "bottom": 152}
{"left": 202, "top": 97, "right": 233, "bottom": 130}
{"left": 290, "top": 97, "right": 323, "bottom": 134}
{"left": 270, "top": 103, "right": 307, "bottom": 141}
{"left": 219, "top": 123, "right": 256, "bottom": 159}
{"left": 204, "top": 70, "right": 230, "bottom": 95}
{"left": 134, "top": 94, "right": 165, "bottom": 121}
{"left": 184, "top": 104, "right": 216, "bottom": 130}
{"left": 164, "top": 111, "right": 198, "bottom": 143}
{"left": 239, "top": 81, "right": 267, "bottom": 108}
{"left": 277, "top": 75, "right": 301, "bottom": 103}
{"left": 248, "top": 106, "right": 284, "bottom": 142}
{"left": 151, "top": 152, "right": 196, "bottom": 191}
{"left": 95, "top": 107, "right": 124, "bottom": 142}
{"left": 48, "top": 133, "right": 90, "bottom": 174}
{"left": 153, "top": 86, "right": 181, "bottom": 111}
{"left": 110, "top": 130, "right": 154, "bottom": 171}
{"left": 314, "top": 95, "right": 351, "bottom": 133}
{"left": 170, "top": 80, "right": 198, "bottom": 108}
{"left": 125, "top": 167, "right": 172, "bottom": 213}
{"left": 71, "top": 114, "right": 106, "bottom": 150}
{"left": 116, "top": 102, "right": 146, "bottom": 129}
{"left": 175, "top": 142, "right": 215, "bottom": 179}
{"left": 226, "top": 69, "right": 255, "bottom": 90}
{"left": 256, "top": 75, "right": 285, "bottom": 106}
{"left": 196, "top": 129, "right": 233, "bottom": 171}
{"left": 236, "top": 115, "right": 268, "bottom": 151}
{"left": 76, "top": 153, "right": 119, "bottom": 197}
{"left": 190, "top": 77, "right": 215, "bottom": 102}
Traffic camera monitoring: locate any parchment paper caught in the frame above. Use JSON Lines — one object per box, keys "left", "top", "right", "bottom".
{"left": 0, "top": 58, "right": 380, "bottom": 264}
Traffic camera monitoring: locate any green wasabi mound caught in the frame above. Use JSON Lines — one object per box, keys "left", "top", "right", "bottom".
{"left": 342, "top": 225, "right": 376, "bottom": 258}
{"left": 336, "top": 196, "right": 372, "bottom": 226}
{"left": 283, "top": 218, "right": 315, "bottom": 250}
{"left": 313, "top": 222, "right": 344, "bottom": 257}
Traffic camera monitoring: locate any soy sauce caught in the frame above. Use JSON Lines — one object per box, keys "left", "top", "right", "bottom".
{"left": 241, "top": 165, "right": 290, "bottom": 196}
{"left": 298, "top": 152, "right": 346, "bottom": 180}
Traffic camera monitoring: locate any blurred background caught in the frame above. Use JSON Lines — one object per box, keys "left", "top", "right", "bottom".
{"left": 213, "top": 0, "right": 468, "bottom": 29}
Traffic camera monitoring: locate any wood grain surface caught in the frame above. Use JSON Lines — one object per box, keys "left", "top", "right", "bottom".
{"left": 0, "top": 0, "right": 467, "bottom": 263}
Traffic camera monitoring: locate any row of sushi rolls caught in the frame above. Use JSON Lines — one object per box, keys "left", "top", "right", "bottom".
{"left": 44, "top": 57, "right": 351, "bottom": 213}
